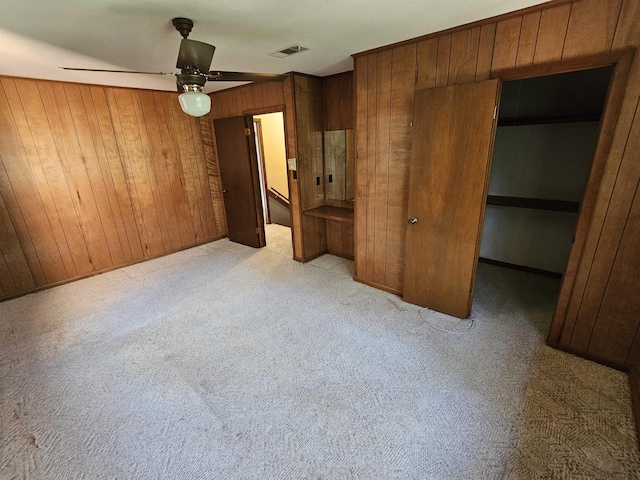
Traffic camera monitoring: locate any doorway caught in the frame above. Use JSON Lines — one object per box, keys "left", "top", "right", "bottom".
{"left": 475, "top": 66, "right": 614, "bottom": 331}
{"left": 252, "top": 112, "right": 293, "bottom": 257}
{"left": 213, "top": 111, "right": 291, "bottom": 255}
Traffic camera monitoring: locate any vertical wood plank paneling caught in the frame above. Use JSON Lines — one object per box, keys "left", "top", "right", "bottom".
{"left": 0, "top": 77, "right": 226, "bottom": 301}
{"left": 207, "top": 77, "right": 303, "bottom": 259}
{"left": 558, "top": 0, "right": 640, "bottom": 351}
{"left": 492, "top": 17, "right": 523, "bottom": 70}
{"left": 339, "top": 73, "right": 354, "bottom": 130}
{"left": 533, "top": 4, "right": 572, "bottom": 62}
{"left": 0, "top": 162, "right": 45, "bottom": 287}
{"left": 198, "top": 115, "right": 227, "bottom": 237}
{"left": 0, "top": 85, "right": 49, "bottom": 286}
{"left": 282, "top": 75, "right": 304, "bottom": 261}
{"left": 586, "top": 180, "right": 640, "bottom": 365}
{"left": 294, "top": 75, "right": 326, "bottom": 259}
{"left": 74, "top": 85, "right": 127, "bottom": 266}
{"left": 476, "top": 23, "right": 497, "bottom": 81}
{"left": 563, "top": 0, "right": 623, "bottom": 57}
{"left": 385, "top": 44, "right": 417, "bottom": 292}
{"left": 10, "top": 79, "right": 82, "bottom": 279}
{"left": 89, "top": 86, "right": 144, "bottom": 262}
{"left": 436, "top": 35, "right": 452, "bottom": 87}
{"left": 516, "top": 12, "right": 542, "bottom": 65}
{"left": 190, "top": 114, "right": 218, "bottom": 241}
{"left": 373, "top": 50, "right": 392, "bottom": 285}
{"left": 352, "top": 0, "right": 640, "bottom": 368}
{"left": 355, "top": 55, "right": 369, "bottom": 277}
{"left": 322, "top": 72, "right": 354, "bottom": 131}
{"left": 567, "top": 99, "right": 640, "bottom": 353}
{"left": 612, "top": 0, "right": 640, "bottom": 48}
{"left": 449, "top": 28, "right": 481, "bottom": 85}
{"left": 157, "top": 93, "right": 199, "bottom": 246}
{"left": 138, "top": 90, "right": 182, "bottom": 250}
{"left": 132, "top": 90, "right": 172, "bottom": 252}
{"left": 365, "top": 55, "right": 378, "bottom": 279}
{"left": 46, "top": 82, "right": 113, "bottom": 271}
{"left": 110, "top": 88, "right": 164, "bottom": 256}
{"left": 0, "top": 191, "right": 33, "bottom": 292}
{"left": 416, "top": 38, "right": 438, "bottom": 90}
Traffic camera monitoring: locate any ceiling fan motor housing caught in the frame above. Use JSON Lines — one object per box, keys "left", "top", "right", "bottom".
{"left": 177, "top": 73, "right": 206, "bottom": 88}
{"left": 172, "top": 18, "right": 193, "bottom": 39}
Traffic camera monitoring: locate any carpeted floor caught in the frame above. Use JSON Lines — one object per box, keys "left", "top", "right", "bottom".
{"left": 1, "top": 224, "right": 638, "bottom": 479}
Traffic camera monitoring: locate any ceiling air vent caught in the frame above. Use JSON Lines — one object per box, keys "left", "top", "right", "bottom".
{"left": 270, "top": 44, "right": 310, "bottom": 58}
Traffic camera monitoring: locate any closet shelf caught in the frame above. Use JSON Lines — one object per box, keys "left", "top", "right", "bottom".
{"left": 303, "top": 205, "right": 354, "bottom": 223}
{"left": 497, "top": 114, "right": 601, "bottom": 127}
{"left": 486, "top": 195, "right": 579, "bottom": 213}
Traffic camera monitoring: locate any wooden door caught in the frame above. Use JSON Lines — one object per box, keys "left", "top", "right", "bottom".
{"left": 403, "top": 80, "right": 500, "bottom": 318}
{"left": 214, "top": 116, "right": 265, "bottom": 248}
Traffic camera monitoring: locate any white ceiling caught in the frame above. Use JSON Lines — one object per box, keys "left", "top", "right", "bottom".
{"left": 0, "top": 0, "right": 549, "bottom": 93}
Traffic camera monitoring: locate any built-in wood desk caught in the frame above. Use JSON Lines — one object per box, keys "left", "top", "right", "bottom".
{"left": 303, "top": 206, "right": 354, "bottom": 223}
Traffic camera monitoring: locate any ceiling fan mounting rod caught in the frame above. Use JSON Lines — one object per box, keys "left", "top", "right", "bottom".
{"left": 172, "top": 17, "right": 193, "bottom": 39}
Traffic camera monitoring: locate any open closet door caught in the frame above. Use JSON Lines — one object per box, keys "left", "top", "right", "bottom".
{"left": 403, "top": 80, "right": 500, "bottom": 318}
{"left": 214, "top": 116, "right": 265, "bottom": 248}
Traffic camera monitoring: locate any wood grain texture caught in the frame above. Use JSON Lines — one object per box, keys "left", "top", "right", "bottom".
{"left": 586, "top": 180, "right": 640, "bottom": 366}
{"left": 206, "top": 79, "right": 309, "bottom": 259}
{"left": 563, "top": 0, "right": 623, "bottom": 57}
{"left": 449, "top": 28, "right": 481, "bottom": 85}
{"left": 517, "top": 12, "right": 542, "bottom": 65}
{"left": 385, "top": 44, "right": 417, "bottom": 292}
{"left": 436, "top": 35, "right": 452, "bottom": 87}
{"left": 403, "top": 80, "right": 499, "bottom": 318}
{"left": 354, "top": 55, "right": 368, "bottom": 278}
{"left": 0, "top": 76, "right": 224, "bottom": 301}
{"left": 492, "top": 17, "right": 523, "bottom": 70}
{"left": 416, "top": 38, "right": 438, "bottom": 90}
{"left": 322, "top": 72, "right": 354, "bottom": 131}
{"left": 476, "top": 24, "right": 497, "bottom": 81}
{"left": 533, "top": 4, "right": 572, "bottom": 63}
{"left": 352, "top": 0, "right": 640, "bottom": 368}
{"left": 293, "top": 75, "right": 326, "bottom": 260}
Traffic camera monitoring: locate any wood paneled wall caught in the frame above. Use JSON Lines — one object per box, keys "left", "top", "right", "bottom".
{"left": 206, "top": 76, "right": 325, "bottom": 261}
{"left": 353, "top": 0, "right": 640, "bottom": 367}
{"left": 0, "top": 77, "right": 225, "bottom": 300}
{"left": 293, "top": 75, "right": 327, "bottom": 260}
{"left": 322, "top": 72, "right": 354, "bottom": 131}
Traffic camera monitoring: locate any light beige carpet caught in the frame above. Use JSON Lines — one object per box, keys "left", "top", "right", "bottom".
{"left": 1, "top": 224, "right": 638, "bottom": 479}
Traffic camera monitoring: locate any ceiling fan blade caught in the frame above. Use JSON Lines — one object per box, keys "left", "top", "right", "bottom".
{"left": 207, "top": 71, "right": 288, "bottom": 82}
{"left": 177, "top": 39, "right": 215, "bottom": 73}
{"left": 61, "top": 67, "right": 176, "bottom": 76}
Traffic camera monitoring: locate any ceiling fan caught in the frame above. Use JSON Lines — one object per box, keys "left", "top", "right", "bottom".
{"left": 62, "top": 18, "right": 288, "bottom": 117}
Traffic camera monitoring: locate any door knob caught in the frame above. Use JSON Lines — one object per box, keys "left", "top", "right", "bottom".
{"left": 409, "top": 217, "right": 418, "bottom": 224}
{"left": 222, "top": 189, "right": 227, "bottom": 193}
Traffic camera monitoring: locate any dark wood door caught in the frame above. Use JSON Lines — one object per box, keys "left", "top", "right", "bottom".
{"left": 403, "top": 80, "right": 500, "bottom": 318}
{"left": 214, "top": 116, "right": 265, "bottom": 248}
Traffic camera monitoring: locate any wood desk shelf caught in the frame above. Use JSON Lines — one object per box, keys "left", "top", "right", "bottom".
{"left": 303, "top": 206, "right": 354, "bottom": 223}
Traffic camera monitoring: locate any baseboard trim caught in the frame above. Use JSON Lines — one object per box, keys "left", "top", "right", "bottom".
{"left": 353, "top": 276, "right": 403, "bottom": 296}
{"left": 327, "top": 249, "right": 354, "bottom": 261}
{"left": 0, "top": 235, "right": 227, "bottom": 303}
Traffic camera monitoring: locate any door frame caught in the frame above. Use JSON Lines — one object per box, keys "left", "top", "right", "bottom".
{"left": 252, "top": 118, "right": 272, "bottom": 225}
{"left": 491, "top": 48, "right": 634, "bottom": 350}
{"left": 243, "top": 106, "right": 296, "bottom": 251}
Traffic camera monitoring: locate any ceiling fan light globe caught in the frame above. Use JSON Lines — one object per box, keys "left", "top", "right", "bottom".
{"left": 178, "top": 91, "right": 211, "bottom": 117}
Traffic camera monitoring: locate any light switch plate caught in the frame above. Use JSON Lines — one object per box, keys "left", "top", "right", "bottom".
{"left": 287, "top": 158, "right": 297, "bottom": 171}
